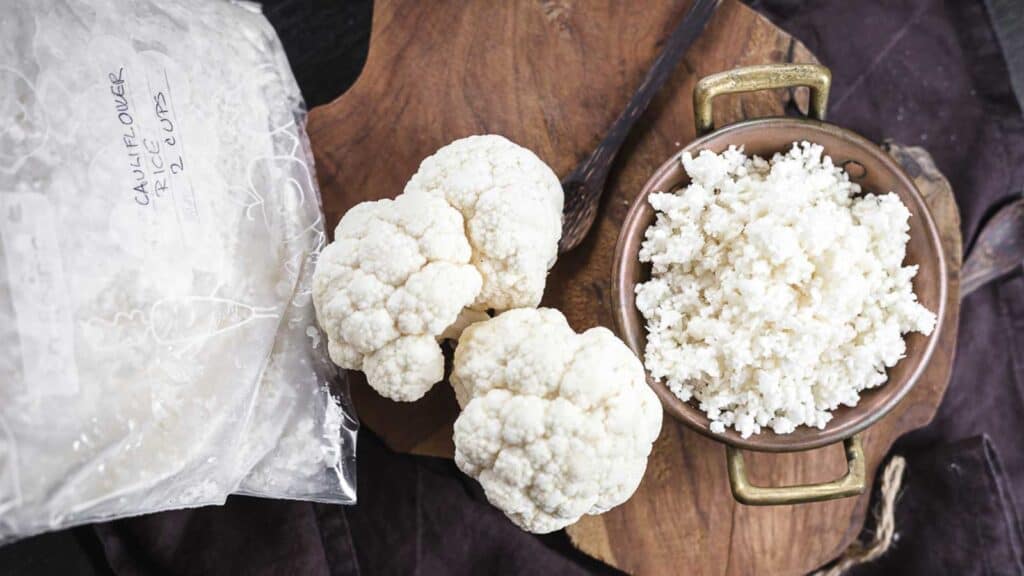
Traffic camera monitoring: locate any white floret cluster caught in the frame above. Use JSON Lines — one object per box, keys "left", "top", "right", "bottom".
{"left": 313, "top": 135, "right": 563, "bottom": 401}
{"left": 314, "top": 136, "right": 666, "bottom": 534}
{"left": 313, "top": 192, "right": 483, "bottom": 401}
{"left": 405, "top": 135, "right": 564, "bottom": 310}
{"left": 451, "top": 308, "right": 663, "bottom": 533}
{"left": 635, "top": 142, "right": 936, "bottom": 438}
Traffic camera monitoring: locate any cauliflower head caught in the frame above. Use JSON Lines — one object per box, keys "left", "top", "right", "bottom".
{"left": 312, "top": 192, "right": 482, "bottom": 401}
{"left": 404, "top": 135, "right": 563, "bottom": 311}
{"left": 451, "top": 308, "right": 663, "bottom": 533}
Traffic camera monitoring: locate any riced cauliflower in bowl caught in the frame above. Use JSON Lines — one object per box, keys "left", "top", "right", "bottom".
{"left": 634, "top": 142, "right": 936, "bottom": 438}
{"left": 613, "top": 119, "right": 946, "bottom": 453}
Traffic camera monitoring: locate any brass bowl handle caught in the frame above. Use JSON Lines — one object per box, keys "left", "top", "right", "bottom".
{"left": 693, "top": 63, "right": 832, "bottom": 136}
{"left": 727, "top": 435, "right": 866, "bottom": 505}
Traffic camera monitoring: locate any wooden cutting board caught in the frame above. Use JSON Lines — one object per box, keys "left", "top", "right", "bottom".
{"left": 306, "top": 1, "right": 962, "bottom": 574}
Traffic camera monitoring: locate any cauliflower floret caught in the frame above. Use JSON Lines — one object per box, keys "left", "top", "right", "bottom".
{"left": 404, "top": 135, "right": 564, "bottom": 311}
{"left": 451, "top": 308, "right": 663, "bottom": 533}
{"left": 313, "top": 192, "right": 482, "bottom": 401}
{"left": 314, "top": 135, "right": 565, "bottom": 401}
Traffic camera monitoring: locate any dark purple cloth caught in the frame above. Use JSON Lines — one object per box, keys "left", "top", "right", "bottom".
{"left": 1, "top": 1, "right": 1022, "bottom": 574}
{"left": 92, "top": 432, "right": 617, "bottom": 576}
{"left": 847, "top": 436, "right": 1024, "bottom": 576}
{"left": 93, "top": 497, "right": 350, "bottom": 575}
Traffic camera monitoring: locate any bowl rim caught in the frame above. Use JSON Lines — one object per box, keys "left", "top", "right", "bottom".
{"left": 612, "top": 116, "right": 948, "bottom": 453}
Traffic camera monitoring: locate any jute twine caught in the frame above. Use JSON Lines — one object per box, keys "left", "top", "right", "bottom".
{"left": 810, "top": 455, "right": 908, "bottom": 576}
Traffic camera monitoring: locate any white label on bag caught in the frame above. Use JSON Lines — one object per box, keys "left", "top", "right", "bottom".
{"left": 106, "top": 62, "right": 207, "bottom": 261}
{"left": 0, "top": 192, "right": 79, "bottom": 398}
{"left": 108, "top": 66, "right": 195, "bottom": 218}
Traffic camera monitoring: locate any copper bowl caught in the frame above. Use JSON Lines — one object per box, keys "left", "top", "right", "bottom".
{"left": 612, "top": 64, "right": 947, "bottom": 504}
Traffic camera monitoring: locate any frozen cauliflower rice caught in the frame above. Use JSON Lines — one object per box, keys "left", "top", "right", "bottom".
{"left": 635, "top": 142, "right": 936, "bottom": 438}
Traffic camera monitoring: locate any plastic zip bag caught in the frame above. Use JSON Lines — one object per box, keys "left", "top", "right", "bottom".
{"left": 0, "top": 0, "right": 356, "bottom": 543}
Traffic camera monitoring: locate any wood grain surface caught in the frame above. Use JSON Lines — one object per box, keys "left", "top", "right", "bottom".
{"left": 306, "top": 1, "right": 962, "bottom": 574}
